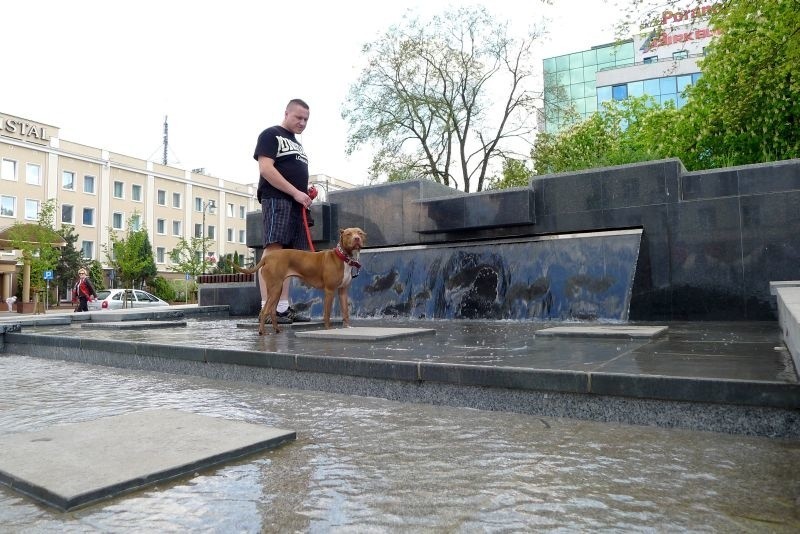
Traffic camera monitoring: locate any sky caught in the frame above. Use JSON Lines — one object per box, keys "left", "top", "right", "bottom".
{"left": 3, "top": 0, "right": 633, "bottom": 187}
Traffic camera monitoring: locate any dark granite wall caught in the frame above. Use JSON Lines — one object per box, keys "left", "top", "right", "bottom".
{"left": 241, "top": 158, "right": 800, "bottom": 321}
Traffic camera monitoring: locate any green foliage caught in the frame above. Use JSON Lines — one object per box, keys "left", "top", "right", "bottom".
{"left": 149, "top": 275, "right": 176, "bottom": 302}
{"left": 532, "top": 96, "right": 679, "bottom": 174}
{"left": 550, "top": 0, "right": 800, "bottom": 174}
{"left": 55, "top": 223, "right": 82, "bottom": 299}
{"left": 489, "top": 158, "right": 533, "bottom": 190}
{"left": 7, "top": 199, "right": 62, "bottom": 294}
{"left": 103, "top": 212, "right": 157, "bottom": 288}
{"left": 675, "top": 0, "right": 800, "bottom": 169}
{"left": 86, "top": 260, "right": 105, "bottom": 291}
{"left": 212, "top": 252, "right": 241, "bottom": 275}
{"left": 343, "top": 5, "right": 541, "bottom": 192}
{"left": 169, "top": 237, "right": 205, "bottom": 277}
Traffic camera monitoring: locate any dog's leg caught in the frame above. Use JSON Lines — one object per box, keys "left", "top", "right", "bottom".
{"left": 257, "top": 301, "right": 270, "bottom": 336}
{"left": 323, "top": 289, "right": 335, "bottom": 329}
{"left": 339, "top": 287, "right": 350, "bottom": 327}
{"left": 265, "top": 280, "right": 283, "bottom": 334}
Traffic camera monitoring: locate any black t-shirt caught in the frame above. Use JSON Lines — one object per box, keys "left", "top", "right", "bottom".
{"left": 253, "top": 125, "right": 309, "bottom": 203}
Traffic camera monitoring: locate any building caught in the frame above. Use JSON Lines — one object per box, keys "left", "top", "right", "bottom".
{"left": 543, "top": 2, "right": 722, "bottom": 134}
{"left": 0, "top": 111, "right": 258, "bottom": 301}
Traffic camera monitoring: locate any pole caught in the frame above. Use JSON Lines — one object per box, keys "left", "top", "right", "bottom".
{"left": 202, "top": 208, "right": 206, "bottom": 275}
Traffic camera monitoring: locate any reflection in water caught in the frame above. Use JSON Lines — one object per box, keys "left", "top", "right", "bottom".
{"left": 1, "top": 356, "right": 798, "bottom": 532}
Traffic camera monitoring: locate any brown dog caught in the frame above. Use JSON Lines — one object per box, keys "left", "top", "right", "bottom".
{"left": 236, "top": 227, "right": 366, "bottom": 334}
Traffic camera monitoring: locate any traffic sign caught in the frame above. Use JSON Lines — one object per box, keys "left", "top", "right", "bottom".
{"left": 43, "top": 270, "right": 53, "bottom": 280}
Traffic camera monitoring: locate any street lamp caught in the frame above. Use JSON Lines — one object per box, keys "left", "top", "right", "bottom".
{"left": 202, "top": 199, "right": 216, "bottom": 275}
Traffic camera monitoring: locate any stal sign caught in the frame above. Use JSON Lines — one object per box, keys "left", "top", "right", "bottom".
{"left": 0, "top": 114, "right": 50, "bottom": 145}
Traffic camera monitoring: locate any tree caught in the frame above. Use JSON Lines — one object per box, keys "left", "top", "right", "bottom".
{"left": 104, "top": 213, "right": 157, "bottom": 288}
{"left": 343, "top": 5, "right": 542, "bottom": 192}
{"left": 488, "top": 157, "right": 533, "bottom": 190}
{"left": 55, "top": 223, "right": 82, "bottom": 301}
{"left": 169, "top": 237, "right": 205, "bottom": 278}
{"left": 8, "top": 199, "right": 62, "bottom": 304}
{"left": 530, "top": 96, "right": 679, "bottom": 175}
{"left": 675, "top": 0, "right": 800, "bottom": 169}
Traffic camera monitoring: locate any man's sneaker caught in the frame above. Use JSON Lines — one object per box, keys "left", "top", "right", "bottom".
{"left": 276, "top": 306, "right": 311, "bottom": 323}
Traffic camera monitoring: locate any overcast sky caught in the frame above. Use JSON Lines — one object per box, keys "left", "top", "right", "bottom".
{"left": 4, "top": 0, "right": 632, "bottom": 186}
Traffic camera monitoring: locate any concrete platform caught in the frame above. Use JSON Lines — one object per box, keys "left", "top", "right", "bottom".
{"left": 536, "top": 325, "right": 668, "bottom": 338}
{"left": 81, "top": 320, "right": 188, "bottom": 330}
{"left": 295, "top": 326, "right": 436, "bottom": 341}
{"left": 0, "top": 409, "right": 295, "bottom": 511}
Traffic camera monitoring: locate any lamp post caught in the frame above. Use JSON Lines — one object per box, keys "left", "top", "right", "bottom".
{"left": 201, "top": 199, "right": 216, "bottom": 275}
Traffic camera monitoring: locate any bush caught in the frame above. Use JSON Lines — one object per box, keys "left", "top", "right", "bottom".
{"left": 149, "top": 276, "right": 176, "bottom": 302}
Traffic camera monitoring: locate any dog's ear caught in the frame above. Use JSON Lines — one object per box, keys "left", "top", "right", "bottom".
{"left": 339, "top": 228, "right": 345, "bottom": 237}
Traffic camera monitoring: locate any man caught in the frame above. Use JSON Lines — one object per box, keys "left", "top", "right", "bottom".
{"left": 253, "top": 98, "right": 313, "bottom": 323}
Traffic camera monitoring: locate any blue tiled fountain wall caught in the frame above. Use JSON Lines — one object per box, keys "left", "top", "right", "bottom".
{"left": 223, "top": 158, "right": 800, "bottom": 321}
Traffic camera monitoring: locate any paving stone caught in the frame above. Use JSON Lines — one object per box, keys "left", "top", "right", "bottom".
{"left": 0, "top": 409, "right": 295, "bottom": 511}
{"left": 536, "top": 325, "right": 668, "bottom": 338}
{"left": 295, "top": 326, "right": 436, "bottom": 341}
{"left": 81, "top": 320, "right": 188, "bottom": 330}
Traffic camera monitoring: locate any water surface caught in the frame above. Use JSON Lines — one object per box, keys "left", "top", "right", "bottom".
{"left": 1, "top": 355, "right": 798, "bottom": 532}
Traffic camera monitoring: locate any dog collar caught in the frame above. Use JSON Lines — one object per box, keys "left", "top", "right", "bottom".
{"left": 334, "top": 244, "right": 361, "bottom": 269}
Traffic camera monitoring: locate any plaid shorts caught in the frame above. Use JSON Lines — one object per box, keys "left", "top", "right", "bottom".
{"left": 261, "top": 197, "right": 309, "bottom": 250}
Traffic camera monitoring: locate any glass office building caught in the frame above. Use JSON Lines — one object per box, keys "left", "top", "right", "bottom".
{"left": 543, "top": 41, "right": 634, "bottom": 134}
{"left": 542, "top": 4, "right": 718, "bottom": 134}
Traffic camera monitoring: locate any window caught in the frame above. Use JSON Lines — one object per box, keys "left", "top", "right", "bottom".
{"left": 112, "top": 212, "right": 124, "bottom": 230}
{"left": 0, "top": 196, "right": 16, "bottom": 217}
{"left": 597, "top": 85, "right": 612, "bottom": 105}
{"left": 132, "top": 184, "right": 142, "bottom": 201}
{"left": 63, "top": 171, "right": 75, "bottom": 190}
{"left": 81, "top": 241, "right": 94, "bottom": 260}
{"left": 156, "top": 218, "right": 166, "bottom": 234}
{"left": 612, "top": 84, "right": 628, "bottom": 101}
{"left": 207, "top": 226, "right": 216, "bottom": 240}
{"left": 157, "top": 189, "right": 166, "bottom": 205}
{"left": 195, "top": 197, "right": 203, "bottom": 211}
{"left": 227, "top": 228, "right": 234, "bottom": 242}
{"left": 113, "top": 181, "right": 124, "bottom": 199}
{"left": 156, "top": 247, "right": 165, "bottom": 264}
{"left": 172, "top": 220, "right": 182, "bottom": 236}
{"left": 26, "top": 163, "right": 41, "bottom": 185}
{"left": 643, "top": 56, "right": 658, "bottom": 64}
{"left": 25, "top": 199, "right": 40, "bottom": 220}
{"left": 677, "top": 74, "right": 693, "bottom": 93}
{"left": 1, "top": 159, "right": 16, "bottom": 181}
{"left": 227, "top": 203, "right": 235, "bottom": 217}
{"left": 672, "top": 50, "right": 689, "bottom": 60}
{"left": 83, "top": 207, "right": 95, "bottom": 226}
{"left": 130, "top": 214, "right": 141, "bottom": 231}
{"left": 194, "top": 223, "right": 203, "bottom": 238}
{"left": 239, "top": 230, "right": 246, "bottom": 243}
{"left": 62, "top": 204, "right": 74, "bottom": 224}
{"left": 660, "top": 76, "right": 677, "bottom": 94}
{"left": 84, "top": 175, "right": 96, "bottom": 194}
{"left": 643, "top": 78, "right": 660, "bottom": 95}
{"left": 172, "top": 192, "right": 181, "bottom": 208}
{"left": 239, "top": 205, "right": 246, "bottom": 219}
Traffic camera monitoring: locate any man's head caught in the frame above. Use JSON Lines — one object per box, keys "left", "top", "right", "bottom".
{"left": 282, "top": 98, "right": 309, "bottom": 135}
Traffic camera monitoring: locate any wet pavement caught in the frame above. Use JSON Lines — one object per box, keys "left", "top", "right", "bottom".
{"left": 2, "top": 306, "right": 799, "bottom": 436}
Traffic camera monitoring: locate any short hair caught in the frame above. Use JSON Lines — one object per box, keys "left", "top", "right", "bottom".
{"left": 286, "top": 98, "right": 309, "bottom": 111}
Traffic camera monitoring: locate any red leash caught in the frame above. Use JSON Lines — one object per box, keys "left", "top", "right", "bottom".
{"left": 302, "top": 185, "right": 318, "bottom": 252}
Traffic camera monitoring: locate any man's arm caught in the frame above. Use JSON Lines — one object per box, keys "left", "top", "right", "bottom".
{"left": 258, "top": 156, "right": 312, "bottom": 208}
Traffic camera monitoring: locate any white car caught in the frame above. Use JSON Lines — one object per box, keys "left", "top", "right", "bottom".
{"left": 88, "top": 289, "right": 170, "bottom": 311}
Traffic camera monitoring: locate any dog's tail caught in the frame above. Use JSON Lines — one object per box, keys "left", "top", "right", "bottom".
{"left": 234, "top": 262, "right": 260, "bottom": 275}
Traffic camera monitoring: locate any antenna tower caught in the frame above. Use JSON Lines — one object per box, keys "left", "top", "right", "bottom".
{"left": 162, "top": 116, "right": 168, "bottom": 165}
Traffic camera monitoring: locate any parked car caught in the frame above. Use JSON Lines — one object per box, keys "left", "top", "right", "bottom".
{"left": 87, "top": 289, "right": 170, "bottom": 311}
